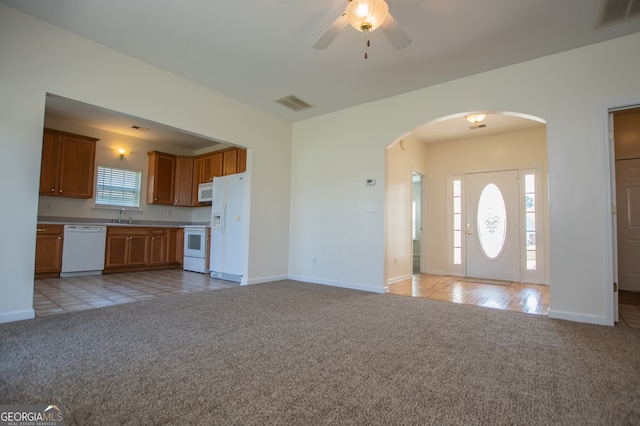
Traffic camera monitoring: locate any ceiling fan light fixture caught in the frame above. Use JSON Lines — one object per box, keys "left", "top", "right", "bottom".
{"left": 465, "top": 114, "right": 487, "bottom": 124}
{"left": 346, "top": 0, "right": 389, "bottom": 33}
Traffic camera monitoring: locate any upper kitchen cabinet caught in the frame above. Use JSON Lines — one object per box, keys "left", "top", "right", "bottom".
{"left": 199, "top": 151, "right": 223, "bottom": 184}
{"left": 198, "top": 148, "right": 247, "bottom": 183}
{"left": 147, "top": 151, "right": 176, "bottom": 205}
{"left": 174, "top": 156, "right": 194, "bottom": 206}
{"left": 39, "top": 128, "right": 98, "bottom": 198}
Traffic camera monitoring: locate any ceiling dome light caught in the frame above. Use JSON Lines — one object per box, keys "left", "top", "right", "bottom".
{"left": 466, "top": 114, "right": 487, "bottom": 124}
{"left": 346, "top": 0, "right": 389, "bottom": 33}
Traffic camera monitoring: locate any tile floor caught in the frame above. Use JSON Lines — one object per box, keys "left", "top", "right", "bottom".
{"left": 34, "top": 269, "right": 239, "bottom": 317}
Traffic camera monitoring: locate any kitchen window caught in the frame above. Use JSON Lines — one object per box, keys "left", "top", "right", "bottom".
{"left": 96, "top": 165, "right": 142, "bottom": 208}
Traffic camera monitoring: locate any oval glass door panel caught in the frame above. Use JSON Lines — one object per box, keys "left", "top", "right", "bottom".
{"left": 476, "top": 183, "right": 507, "bottom": 259}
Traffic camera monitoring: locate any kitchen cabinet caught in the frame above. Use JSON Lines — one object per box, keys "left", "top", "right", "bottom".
{"left": 34, "top": 224, "right": 64, "bottom": 278}
{"left": 198, "top": 148, "right": 247, "bottom": 183}
{"left": 222, "top": 149, "right": 238, "bottom": 176}
{"left": 39, "top": 128, "right": 98, "bottom": 198}
{"left": 237, "top": 148, "right": 247, "bottom": 173}
{"left": 174, "top": 156, "right": 194, "bottom": 206}
{"left": 175, "top": 228, "right": 184, "bottom": 264}
{"left": 147, "top": 151, "right": 176, "bottom": 205}
{"left": 199, "top": 152, "right": 223, "bottom": 183}
{"left": 149, "top": 228, "right": 166, "bottom": 265}
{"left": 167, "top": 228, "right": 181, "bottom": 265}
{"left": 105, "top": 227, "right": 150, "bottom": 269}
{"left": 104, "top": 226, "right": 182, "bottom": 273}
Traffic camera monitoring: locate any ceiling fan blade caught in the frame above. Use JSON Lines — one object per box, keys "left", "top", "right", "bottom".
{"left": 313, "top": 12, "right": 348, "bottom": 49}
{"left": 380, "top": 13, "right": 411, "bottom": 50}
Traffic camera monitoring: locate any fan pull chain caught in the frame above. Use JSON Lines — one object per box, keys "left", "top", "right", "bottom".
{"left": 364, "top": 34, "right": 370, "bottom": 59}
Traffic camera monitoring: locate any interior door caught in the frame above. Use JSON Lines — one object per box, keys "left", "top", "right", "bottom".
{"left": 465, "top": 170, "right": 520, "bottom": 281}
{"left": 616, "top": 158, "right": 640, "bottom": 292}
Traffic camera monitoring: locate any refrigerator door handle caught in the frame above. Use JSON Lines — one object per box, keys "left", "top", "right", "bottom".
{"left": 221, "top": 201, "right": 227, "bottom": 232}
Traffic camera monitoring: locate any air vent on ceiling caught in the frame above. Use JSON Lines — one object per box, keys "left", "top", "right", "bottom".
{"left": 274, "top": 95, "right": 314, "bottom": 112}
{"left": 131, "top": 125, "right": 150, "bottom": 132}
{"left": 597, "top": 0, "right": 640, "bottom": 28}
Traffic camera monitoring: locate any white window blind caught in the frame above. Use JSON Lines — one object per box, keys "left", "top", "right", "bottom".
{"left": 96, "top": 165, "right": 142, "bottom": 208}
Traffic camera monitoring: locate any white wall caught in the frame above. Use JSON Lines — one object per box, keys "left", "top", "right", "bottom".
{"left": 291, "top": 32, "right": 640, "bottom": 325}
{"left": 0, "top": 4, "right": 292, "bottom": 322}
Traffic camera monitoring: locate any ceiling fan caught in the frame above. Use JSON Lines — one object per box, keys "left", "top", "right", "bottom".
{"left": 313, "top": 0, "right": 412, "bottom": 52}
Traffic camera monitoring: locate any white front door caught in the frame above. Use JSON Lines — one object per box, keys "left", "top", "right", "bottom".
{"left": 465, "top": 170, "right": 520, "bottom": 281}
{"left": 616, "top": 158, "right": 640, "bottom": 292}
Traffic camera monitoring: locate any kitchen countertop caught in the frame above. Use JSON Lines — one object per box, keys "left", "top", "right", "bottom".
{"left": 37, "top": 216, "right": 209, "bottom": 228}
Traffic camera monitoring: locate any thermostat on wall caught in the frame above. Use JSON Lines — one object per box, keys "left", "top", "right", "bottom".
{"left": 366, "top": 178, "right": 376, "bottom": 186}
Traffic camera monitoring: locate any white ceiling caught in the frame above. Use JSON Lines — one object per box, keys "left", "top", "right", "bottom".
{"left": 3, "top": 0, "right": 639, "bottom": 146}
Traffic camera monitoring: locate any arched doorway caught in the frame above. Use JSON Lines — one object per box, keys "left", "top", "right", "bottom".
{"left": 384, "top": 111, "right": 550, "bottom": 314}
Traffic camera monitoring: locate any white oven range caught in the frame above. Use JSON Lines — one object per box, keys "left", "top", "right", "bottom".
{"left": 183, "top": 225, "right": 209, "bottom": 273}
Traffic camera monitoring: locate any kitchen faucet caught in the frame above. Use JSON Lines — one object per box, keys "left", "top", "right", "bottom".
{"left": 119, "top": 208, "right": 126, "bottom": 223}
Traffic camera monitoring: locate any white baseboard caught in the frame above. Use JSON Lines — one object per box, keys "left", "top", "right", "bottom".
{"left": 0, "top": 309, "right": 35, "bottom": 324}
{"left": 288, "top": 275, "right": 384, "bottom": 294}
{"left": 386, "top": 274, "right": 412, "bottom": 286}
{"left": 244, "top": 275, "right": 289, "bottom": 285}
{"left": 547, "top": 309, "right": 612, "bottom": 326}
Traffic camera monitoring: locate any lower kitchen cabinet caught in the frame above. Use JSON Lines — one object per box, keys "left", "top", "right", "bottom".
{"left": 104, "top": 226, "right": 182, "bottom": 273}
{"left": 105, "top": 227, "right": 149, "bottom": 269}
{"left": 149, "top": 228, "right": 166, "bottom": 265}
{"left": 35, "top": 225, "right": 64, "bottom": 278}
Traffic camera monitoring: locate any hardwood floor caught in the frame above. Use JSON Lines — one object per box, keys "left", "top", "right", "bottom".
{"left": 386, "top": 274, "right": 549, "bottom": 315}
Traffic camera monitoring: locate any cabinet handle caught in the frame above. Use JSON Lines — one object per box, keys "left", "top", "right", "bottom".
{"left": 59, "top": 189, "right": 62, "bottom": 193}
{"left": 37, "top": 228, "right": 46, "bottom": 232}
{"left": 57, "top": 237, "right": 61, "bottom": 240}
{"left": 50, "top": 188, "right": 54, "bottom": 192}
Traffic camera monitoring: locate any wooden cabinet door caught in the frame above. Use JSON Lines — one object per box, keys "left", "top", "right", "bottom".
{"left": 149, "top": 229, "right": 166, "bottom": 265}
{"left": 105, "top": 235, "right": 128, "bottom": 268}
{"left": 128, "top": 234, "right": 150, "bottom": 265}
{"left": 58, "top": 134, "right": 96, "bottom": 198}
{"left": 237, "top": 148, "right": 247, "bottom": 173}
{"left": 176, "top": 228, "right": 184, "bottom": 264}
{"left": 174, "top": 156, "right": 194, "bottom": 206}
{"left": 200, "top": 152, "right": 223, "bottom": 183}
{"left": 39, "top": 130, "right": 60, "bottom": 195}
{"left": 222, "top": 149, "right": 237, "bottom": 176}
{"left": 147, "top": 151, "right": 176, "bottom": 205}
{"left": 165, "top": 228, "right": 179, "bottom": 264}
{"left": 35, "top": 225, "right": 63, "bottom": 273}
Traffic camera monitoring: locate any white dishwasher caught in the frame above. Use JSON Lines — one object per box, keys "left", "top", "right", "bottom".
{"left": 61, "top": 225, "right": 107, "bottom": 278}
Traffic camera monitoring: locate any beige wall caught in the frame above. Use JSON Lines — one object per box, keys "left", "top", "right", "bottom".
{"left": 423, "top": 126, "right": 548, "bottom": 282}
{"left": 385, "top": 135, "right": 430, "bottom": 284}
{"left": 384, "top": 126, "right": 548, "bottom": 285}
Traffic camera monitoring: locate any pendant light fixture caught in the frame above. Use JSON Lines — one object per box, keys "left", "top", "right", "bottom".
{"left": 465, "top": 114, "right": 487, "bottom": 124}
{"left": 345, "top": 0, "right": 390, "bottom": 59}
{"left": 345, "top": 0, "right": 389, "bottom": 34}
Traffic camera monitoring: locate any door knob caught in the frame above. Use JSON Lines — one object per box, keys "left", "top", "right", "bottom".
{"left": 467, "top": 230, "right": 473, "bottom": 235}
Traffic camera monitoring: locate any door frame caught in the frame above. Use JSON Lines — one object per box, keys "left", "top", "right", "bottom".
{"left": 447, "top": 166, "right": 546, "bottom": 284}
{"left": 603, "top": 100, "right": 640, "bottom": 325}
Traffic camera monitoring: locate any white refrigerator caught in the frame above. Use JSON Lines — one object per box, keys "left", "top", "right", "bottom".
{"left": 210, "top": 172, "right": 247, "bottom": 283}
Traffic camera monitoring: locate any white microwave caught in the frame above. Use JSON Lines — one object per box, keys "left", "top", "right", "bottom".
{"left": 198, "top": 182, "right": 213, "bottom": 203}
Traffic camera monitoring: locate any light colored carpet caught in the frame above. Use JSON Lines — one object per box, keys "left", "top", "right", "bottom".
{"left": 1, "top": 280, "right": 639, "bottom": 425}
